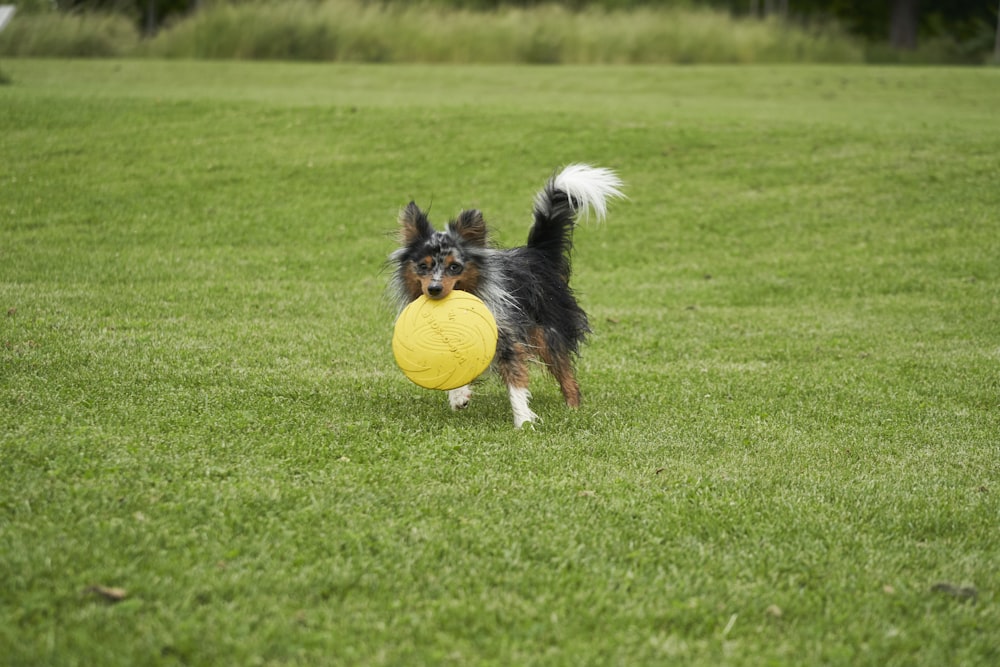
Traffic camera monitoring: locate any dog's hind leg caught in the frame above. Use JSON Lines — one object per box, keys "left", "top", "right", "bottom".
{"left": 550, "top": 362, "right": 580, "bottom": 408}
{"left": 531, "top": 328, "right": 581, "bottom": 408}
{"left": 448, "top": 385, "right": 472, "bottom": 410}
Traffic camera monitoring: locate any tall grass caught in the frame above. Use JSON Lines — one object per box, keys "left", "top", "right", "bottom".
{"left": 1, "top": 0, "right": 864, "bottom": 64}
{"left": 0, "top": 11, "right": 137, "bottom": 58}
{"left": 145, "top": 1, "right": 863, "bottom": 64}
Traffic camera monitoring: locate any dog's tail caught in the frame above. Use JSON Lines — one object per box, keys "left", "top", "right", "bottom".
{"left": 527, "top": 164, "right": 625, "bottom": 279}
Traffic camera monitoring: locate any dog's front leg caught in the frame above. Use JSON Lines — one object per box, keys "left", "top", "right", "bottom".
{"left": 497, "top": 342, "right": 537, "bottom": 428}
{"left": 448, "top": 385, "right": 472, "bottom": 410}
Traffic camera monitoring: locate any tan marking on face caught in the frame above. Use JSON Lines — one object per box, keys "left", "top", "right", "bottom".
{"left": 454, "top": 263, "right": 479, "bottom": 293}
{"left": 403, "top": 264, "right": 424, "bottom": 301}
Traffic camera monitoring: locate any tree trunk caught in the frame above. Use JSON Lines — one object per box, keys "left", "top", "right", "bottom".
{"left": 889, "top": 0, "right": 919, "bottom": 50}
{"left": 145, "top": 0, "right": 156, "bottom": 37}
{"left": 995, "top": 0, "right": 1000, "bottom": 62}
{"left": 762, "top": 0, "right": 788, "bottom": 19}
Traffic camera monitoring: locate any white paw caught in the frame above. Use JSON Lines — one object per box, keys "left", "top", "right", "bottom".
{"left": 513, "top": 412, "right": 539, "bottom": 429}
{"left": 448, "top": 385, "right": 472, "bottom": 411}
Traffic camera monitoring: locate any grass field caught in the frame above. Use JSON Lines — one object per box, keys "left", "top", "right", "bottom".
{"left": 2, "top": 59, "right": 999, "bottom": 665}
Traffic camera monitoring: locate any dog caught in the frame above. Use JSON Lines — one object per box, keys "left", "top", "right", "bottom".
{"left": 389, "top": 164, "right": 624, "bottom": 428}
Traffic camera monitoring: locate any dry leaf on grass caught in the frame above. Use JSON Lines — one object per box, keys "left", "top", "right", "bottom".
{"left": 84, "top": 585, "right": 127, "bottom": 602}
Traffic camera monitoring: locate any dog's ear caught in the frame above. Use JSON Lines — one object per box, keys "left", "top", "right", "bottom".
{"left": 399, "top": 202, "right": 434, "bottom": 245}
{"left": 450, "top": 209, "right": 487, "bottom": 246}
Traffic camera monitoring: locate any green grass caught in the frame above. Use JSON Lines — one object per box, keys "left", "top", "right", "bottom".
{"left": 2, "top": 59, "right": 999, "bottom": 665}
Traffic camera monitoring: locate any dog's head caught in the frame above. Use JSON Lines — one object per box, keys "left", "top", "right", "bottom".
{"left": 393, "top": 202, "right": 488, "bottom": 301}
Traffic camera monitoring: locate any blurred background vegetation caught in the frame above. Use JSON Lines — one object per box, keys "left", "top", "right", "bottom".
{"left": 2, "top": 0, "right": 998, "bottom": 63}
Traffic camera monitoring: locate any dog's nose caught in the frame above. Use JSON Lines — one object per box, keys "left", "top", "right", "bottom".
{"left": 427, "top": 283, "right": 443, "bottom": 298}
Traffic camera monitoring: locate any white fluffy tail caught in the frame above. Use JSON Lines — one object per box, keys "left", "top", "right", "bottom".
{"left": 551, "top": 164, "right": 625, "bottom": 222}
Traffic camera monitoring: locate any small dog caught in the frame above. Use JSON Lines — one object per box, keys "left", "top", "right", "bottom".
{"left": 389, "top": 164, "right": 624, "bottom": 427}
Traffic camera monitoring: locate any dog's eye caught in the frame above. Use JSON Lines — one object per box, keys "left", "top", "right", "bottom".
{"left": 448, "top": 263, "right": 463, "bottom": 275}
{"left": 416, "top": 261, "right": 431, "bottom": 273}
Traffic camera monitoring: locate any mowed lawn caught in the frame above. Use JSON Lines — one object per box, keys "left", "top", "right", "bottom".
{"left": 2, "top": 59, "right": 999, "bottom": 665}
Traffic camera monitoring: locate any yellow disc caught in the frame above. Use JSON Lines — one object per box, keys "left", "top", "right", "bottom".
{"left": 392, "top": 290, "right": 499, "bottom": 391}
